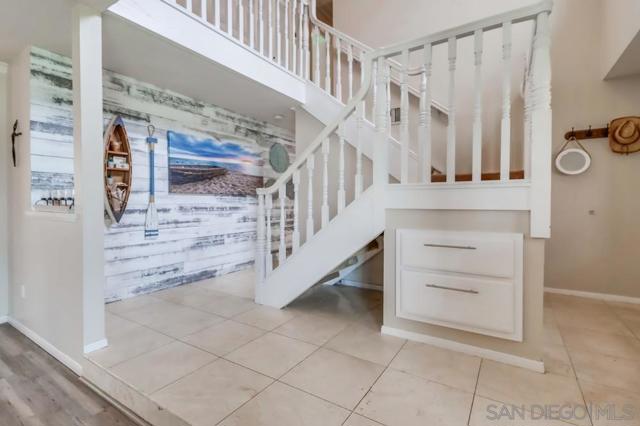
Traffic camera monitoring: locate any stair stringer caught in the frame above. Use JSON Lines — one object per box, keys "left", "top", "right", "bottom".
{"left": 255, "top": 186, "right": 385, "bottom": 308}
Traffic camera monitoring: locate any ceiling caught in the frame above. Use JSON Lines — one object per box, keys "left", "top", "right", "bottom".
{"left": 0, "top": 0, "right": 298, "bottom": 131}
{"left": 605, "top": 30, "right": 640, "bottom": 80}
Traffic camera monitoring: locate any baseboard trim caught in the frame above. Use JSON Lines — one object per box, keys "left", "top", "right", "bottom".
{"left": 84, "top": 338, "right": 109, "bottom": 354}
{"left": 80, "top": 377, "right": 152, "bottom": 426}
{"left": 8, "top": 318, "right": 83, "bottom": 375}
{"left": 545, "top": 287, "right": 640, "bottom": 305}
{"left": 381, "top": 326, "right": 545, "bottom": 373}
{"left": 339, "top": 279, "right": 384, "bottom": 291}
{"left": 0, "top": 316, "right": 8, "bottom": 325}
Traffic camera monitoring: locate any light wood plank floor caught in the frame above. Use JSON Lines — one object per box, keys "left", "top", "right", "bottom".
{"left": 0, "top": 323, "right": 139, "bottom": 426}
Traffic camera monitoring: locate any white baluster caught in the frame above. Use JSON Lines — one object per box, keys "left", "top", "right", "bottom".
{"left": 249, "top": 0, "right": 255, "bottom": 49}
{"left": 303, "top": 3, "right": 310, "bottom": 80}
{"left": 201, "top": 0, "right": 208, "bottom": 21}
{"left": 347, "top": 44, "right": 354, "bottom": 101}
{"left": 500, "top": 21, "right": 512, "bottom": 181}
{"left": 291, "top": 0, "right": 297, "bottom": 74}
{"left": 268, "top": 0, "right": 274, "bottom": 59}
{"left": 278, "top": 185, "right": 286, "bottom": 265}
{"left": 324, "top": 30, "right": 331, "bottom": 94}
{"left": 284, "top": 0, "right": 289, "bottom": 69}
{"left": 313, "top": 26, "right": 320, "bottom": 84}
{"left": 227, "top": 0, "right": 233, "bottom": 35}
{"left": 400, "top": 49, "right": 409, "bottom": 184}
{"left": 446, "top": 36, "right": 457, "bottom": 183}
{"left": 297, "top": 0, "right": 304, "bottom": 76}
{"left": 335, "top": 37, "right": 342, "bottom": 103}
{"left": 371, "top": 63, "right": 377, "bottom": 125}
{"left": 265, "top": 194, "right": 273, "bottom": 273}
{"left": 374, "top": 59, "right": 390, "bottom": 187}
{"left": 419, "top": 43, "right": 432, "bottom": 183}
{"left": 185, "top": 0, "right": 192, "bottom": 12}
{"left": 355, "top": 102, "right": 364, "bottom": 195}
{"left": 321, "top": 138, "right": 330, "bottom": 227}
{"left": 276, "top": 0, "right": 281, "bottom": 64}
{"left": 523, "top": 69, "right": 532, "bottom": 180}
{"left": 472, "top": 29, "right": 483, "bottom": 182}
{"left": 306, "top": 154, "right": 315, "bottom": 240}
{"left": 292, "top": 170, "right": 300, "bottom": 252}
{"left": 530, "top": 11, "right": 552, "bottom": 238}
{"left": 337, "top": 123, "right": 346, "bottom": 212}
{"left": 256, "top": 193, "right": 265, "bottom": 284}
{"left": 215, "top": 0, "right": 220, "bottom": 27}
{"left": 238, "top": 0, "right": 244, "bottom": 43}
{"left": 258, "top": 0, "right": 264, "bottom": 54}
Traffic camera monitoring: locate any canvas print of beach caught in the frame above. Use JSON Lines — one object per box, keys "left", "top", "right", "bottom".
{"left": 168, "top": 131, "right": 263, "bottom": 196}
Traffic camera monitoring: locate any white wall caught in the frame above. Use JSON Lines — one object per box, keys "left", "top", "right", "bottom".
{"left": 335, "top": 0, "right": 640, "bottom": 298}
{"left": 601, "top": 0, "right": 640, "bottom": 79}
{"left": 0, "top": 62, "right": 8, "bottom": 320}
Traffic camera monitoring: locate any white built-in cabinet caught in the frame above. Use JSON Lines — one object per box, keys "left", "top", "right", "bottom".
{"left": 396, "top": 229, "right": 523, "bottom": 341}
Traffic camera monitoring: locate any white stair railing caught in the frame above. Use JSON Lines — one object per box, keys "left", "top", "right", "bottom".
{"left": 255, "top": 0, "right": 553, "bottom": 286}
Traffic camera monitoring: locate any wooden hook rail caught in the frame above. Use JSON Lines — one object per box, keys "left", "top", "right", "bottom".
{"left": 564, "top": 125, "right": 609, "bottom": 141}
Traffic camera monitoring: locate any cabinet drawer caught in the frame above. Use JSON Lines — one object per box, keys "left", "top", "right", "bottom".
{"left": 398, "top": 230, "right": 518, "bottom": 278}
{"left": 397, "top": 269, "right": 517, "bottom": 338}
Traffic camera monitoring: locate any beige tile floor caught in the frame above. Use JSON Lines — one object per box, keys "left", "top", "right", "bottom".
{"left": 90, "top": 270, "right": 640, "bottom": 426}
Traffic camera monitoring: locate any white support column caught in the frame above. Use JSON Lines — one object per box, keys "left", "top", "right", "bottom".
{"left": 215, "top": 0, "right": 221, "bottom": 27}
{"left": 284, "top": 0, "right": 289, "bottom": 69}
{"left": 292, "top": 170, "right": 300, "bottom": 252}
{"left": 347, "top": 44, "right": 354, "bottom": 101}
{"left": 446, "top": 37, "right": 457, "bottom": 183}
{"left": 419, "top": 43, "right": 432, "bottom": 183}
{"left": 529, "top": 11, "right": 552, "bottom": 238}
{"left": 258, "top": 0, "right": 264, "bottom": 54}
{"left": 185, "top": 0, "right": 193, "bottom": 11}
{"left": 472, "top": 29, "right": 483, "bottom": 183}
{"left": 335, "top": 37, "right": 342, "bottom": 103}
{"left": 500, "top": 21, "right": 512, "bottom": 181}
{"left": 265, "top": 194, "right": 273, "bottom": 273}
{"left": 276, "top": 0, "right": 282, "bottom": 64}
{"left": 355, "top": 102, "right": 364, "bottom": 196}
{"left": 297, "top": 0, "right": 304, "bottom": 76}
{"left": 400, "top": 49, "right": 409, "bottom": 184}
{"left": 256, "top": 193, "right": 266, "bottom": 284}
{"left": 523, "top": 69, "right": 532, "bottom": 180}
{"left": 72, "top": 4, "right": 106, "bottom": 353}
{"left": 303, "top": 2, "right": 310, "bottom": 80}
{"left": 291, "top": 0, "right": 297, "bottom": 74}
{"left": 238, "top": 0, "right": 244, "bottom": 44}
{"left": 306, "top": 154, "right": 315, "bottom": 240}
{"left": 371, "top": 63, "right": 377, "bottom": 126}
{"left": 324, "top": 30, "right": 331, "bottom": 94}
{"left": 227, "top": 0, "right": 233, "bottom": 35}
{"left": 249, "top": 0, "right": 255, "bottom": 49}
{"left": 313, "top": 26, "right": 320, "bottom": 84}
{"left": 321, "top": 138, "right": 330, "bottom": 227}
{"left": 201, "top": 0, "right": 208, "bottom": 21}
{"left": 337, "top": 123, "right": 346, "bottom": 212}
{"left": 268, "top": 0, "right": 274, "bottom": 59}
{"left": 278, "top": 185, "right": 286, "bottom": 265}
{"left": 374, "top": 59, "right": 389, "bottom": 187}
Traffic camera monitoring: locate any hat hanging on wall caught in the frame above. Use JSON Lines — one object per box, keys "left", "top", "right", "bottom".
{"left": 555, "top": 136, "right": 591, "bottom": 176}
{"left": 609, "top": 116, "right": 640, "bottom": 154}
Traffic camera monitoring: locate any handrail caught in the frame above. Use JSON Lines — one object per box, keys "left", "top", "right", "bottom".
{"left": 308, "top": 0, "right": 449, "bottom": 116}
{"left": 258, "top": 53, "right": 374, "bottom": 196}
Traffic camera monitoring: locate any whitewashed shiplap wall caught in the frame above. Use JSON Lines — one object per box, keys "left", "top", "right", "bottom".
{"left": 29, "top": 47, "right": 295, "bottom": 301}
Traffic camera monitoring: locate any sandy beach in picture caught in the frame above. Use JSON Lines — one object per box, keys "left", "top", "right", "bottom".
{"left": 169, "top": 169, "right": 262, "bottom": 196}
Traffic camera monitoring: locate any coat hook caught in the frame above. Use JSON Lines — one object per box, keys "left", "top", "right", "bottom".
{"left": 571, "top": 127, "right": 575, "bottom": 137}
{"left": 586, "top": 125, "right": 592, "bottom": 137}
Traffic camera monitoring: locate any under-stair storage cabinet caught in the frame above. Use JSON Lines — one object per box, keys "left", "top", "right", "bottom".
{"left": 396, "top": 229, "right": 523, "bottom": 341}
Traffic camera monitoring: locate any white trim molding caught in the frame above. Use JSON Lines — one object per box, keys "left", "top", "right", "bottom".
{"left": 545, "top": 287, "right": 640, "bottom": 305}
{"left": 8, "top": 318, "right": 83, "bottom": 375}
{"left": 0, "top": 316, "right": 8, "bottom": 324}
{"left": 84, "top": 338, "right": 109, "bottom": 354}
{"left": 381, "top": 325, "right": 545, "bottom": 373}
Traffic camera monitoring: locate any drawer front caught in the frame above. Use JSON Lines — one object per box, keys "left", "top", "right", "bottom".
{"left": 398, "top": 230, "right": 517, "bottom": 278}
{"left": 397, "top": 269, "right": 516, "bottom": 336}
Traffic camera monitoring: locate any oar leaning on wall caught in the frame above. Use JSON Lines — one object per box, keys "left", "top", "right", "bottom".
{"left": 145, "top": 125, "right": 159, "bottom": 238}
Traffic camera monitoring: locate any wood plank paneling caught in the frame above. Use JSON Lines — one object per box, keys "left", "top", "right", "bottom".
{"left": 29, "top": 47, "right": 295, "bottom": 302}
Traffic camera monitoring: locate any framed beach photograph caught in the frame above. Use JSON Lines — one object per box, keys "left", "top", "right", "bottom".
{"left": 167, "top": 131, "right": 263, "bottom": 196}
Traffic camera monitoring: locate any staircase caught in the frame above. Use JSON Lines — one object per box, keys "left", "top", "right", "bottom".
{"left": 160, "top": 0, "right": 553, "bottom": 308}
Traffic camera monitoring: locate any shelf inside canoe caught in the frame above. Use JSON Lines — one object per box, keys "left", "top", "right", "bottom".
{"left": 104, "top": 116, "right": 132, "bottom": 224}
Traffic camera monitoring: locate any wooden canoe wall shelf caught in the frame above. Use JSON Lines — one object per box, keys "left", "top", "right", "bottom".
{"left": 104, "top": 116, "right": 132, "bottom": 224}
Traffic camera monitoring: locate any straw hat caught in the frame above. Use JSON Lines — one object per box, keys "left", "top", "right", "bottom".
{"left": 609, "top": 116, "right": 640, "bottom": 154}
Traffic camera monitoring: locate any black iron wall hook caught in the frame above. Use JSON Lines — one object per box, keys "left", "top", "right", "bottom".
{"left": 11, "top": 120, "right": 22, "bottom": 167}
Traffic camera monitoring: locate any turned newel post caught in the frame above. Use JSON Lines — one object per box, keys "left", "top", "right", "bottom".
{"left": 529, "top": 11, "right": 552, "bottom": 238}
{"left": 256, "top": 192, "right": 266, "bottom": 285}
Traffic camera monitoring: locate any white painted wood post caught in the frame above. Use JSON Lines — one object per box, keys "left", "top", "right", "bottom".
{"left": 355, "top": 102, "right": 364, "bottom": 196}
{"left": 249, "top": 0, "right": 255, "bottom": 49}
{"left": 324, "top": 30, "right": 331, "bottom": 94}
{"left": 297, "top": 0, "right": 304, "bottom": 76}
{"left": 186, "top": 0, "right": 193, "bottom": 12}
{"left": 238, "top": 0, "right": 244, "bottom": 43}
{"left": 278, "top": 185, "right": 286, "bottom": 265}
{"left": 214, "top": 0, "right": 221, "bottom": 27}
{"left": 523, "top": 69, "right": 532, "bottom": 180}
{"left": 265, "top": 194, "right": 273, "bottom": 273}
{"left": 276, "top": 0, "right": 282, "bottom": 64}
{"left": 472, "top": 29, "right": 483, "bottom": 183}
{"left": 227, "top": 0, "right": 233, "bottom": 35}
{"left": 268, "top": 0, "right": 274, "bottom": 59}
{"left": 419, "top": 43, "right": 432, "bottom": 183}
{"left": 374, "top": 59, "right": 389, "bottom": 187}
{"left": 291, "top": 0, "right": 297, "bottom": 74}
{"left": 306, "top": 154, "right": 315, "bottom": 240}
{"left": 529, "top": 11, "right": 552, "bottom": 238}
{"left": 446, "top": 37, "right": 457, "bottom": 183}
{"left": 371, "top": 63, "right": 377, "bottom": 126}
{"left": 201, "top": 0, "right": 208, "bottom": 22}
{"left": 335, "top": 37, "right": 342, "bottom": 103}
{"left": 258, "top": 0, "right": 264, "bottom": 54}
{"left": 313, "top": 26, "right": 320, "bottom": 84}
{"left": 321, "top": 138, "right": 330, "bottom": 227}
{"left": 400, "top": 49, "right": 409, "bottom": 184}
{"left": 292, "top": 170, "right": 300, "bottom": 252}
{"left": 337, "top": 122, "right": 346, "bottom": 212}
{"left": 256, "top": 193, "right": 266, "bottom": 284}
{"left": 500, "top": 21, "right": 512, "bottom": 181}
{"left": 284, "top": 0, "right": 289, "bottom": 69}
{"left": 303, "top": 2, "right": 310, "bottom": 80}
{"left": 347, "top": 44, "right": 354, "bottom": 101}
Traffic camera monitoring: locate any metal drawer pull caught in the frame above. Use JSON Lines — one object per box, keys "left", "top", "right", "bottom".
{"left": 423, "top": 243, "right": 476, "bottom": 250}
{"left": 425, "top": 284, "right": 479, "bottom": 294}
